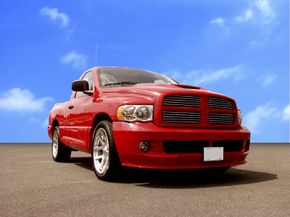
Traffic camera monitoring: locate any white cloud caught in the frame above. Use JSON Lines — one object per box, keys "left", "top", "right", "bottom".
{"left": 170, "top": 66, "right": 243, "bottom": 86}
{"left": 40, "top": 7, "right": 70, "bottom": 28}
{"left": 235, "top": 9, "right": 254, "bottom": 22}
{"left": 210, "top": 17, "right": 225, "bottom": 26}
{"left": 255, "top": 0, "right": 276, "bottom": 24}
{"left": 283, "top": 104, "right": 290, "bottom": 121}
{"left": 244, "top": 103, "right": 279, "bottom": 133}
{"left": 259, "top": 73, "right": 276, "bottom": 85}
{"left": 234, "top": 0, "right": 276, "bottom": 25}
{"left": 193, "top": 66, "right": 243, "bottom": 85}
{"left": 61, "top": 51, "right": 87, "bottom": 69}
{"left": 0, "top": 88, "right": 52, "bottom": 112}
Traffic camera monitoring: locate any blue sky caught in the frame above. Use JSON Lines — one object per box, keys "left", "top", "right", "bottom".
{"left": 0, "top": 0, "right": 289, "bottom": 142}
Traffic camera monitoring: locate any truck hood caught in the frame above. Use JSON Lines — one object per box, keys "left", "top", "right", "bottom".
{"left": 101, "top": 83, "right": 231, "bottom": 100}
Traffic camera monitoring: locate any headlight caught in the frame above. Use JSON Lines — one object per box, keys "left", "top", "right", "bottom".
{"left": 238, "top": 108, "right": 242, "bottom": 125}
{"left": 117, "top": 105, "right": 153, "bottom": 122}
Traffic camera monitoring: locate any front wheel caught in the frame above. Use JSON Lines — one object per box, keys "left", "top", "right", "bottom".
{"left": 92, "top": 121, "right": 120, "bottom": 181}
{"left": 51, "top": 126, "right": 71, "bottom": 162}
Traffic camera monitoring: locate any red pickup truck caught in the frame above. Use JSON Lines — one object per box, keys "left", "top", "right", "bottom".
{"left": 48, "top": 66, "right": 250, "bottom": 180}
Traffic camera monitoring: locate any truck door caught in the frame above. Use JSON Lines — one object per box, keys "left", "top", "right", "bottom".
{"left": 64, "top": 71, "right": 94, "bottom": 151}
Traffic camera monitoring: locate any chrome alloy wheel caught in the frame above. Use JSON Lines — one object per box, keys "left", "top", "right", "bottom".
{"left": 93, "top": 128, "right": 110, "bottom": 175}
{"left": 52, "top": 130, "right": 59, "bottom": 159}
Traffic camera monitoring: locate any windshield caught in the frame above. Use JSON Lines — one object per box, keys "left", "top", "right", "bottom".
{"left": 99, "top": 67, "right": 177, "bottom": 87}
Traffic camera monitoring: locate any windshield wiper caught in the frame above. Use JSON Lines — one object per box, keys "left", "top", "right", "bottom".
{"left": 104, "top": 81, "right": 137, "bottom": 87}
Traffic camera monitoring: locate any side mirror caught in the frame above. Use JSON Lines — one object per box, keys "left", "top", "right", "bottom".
{"left": 72, "top": 80, "right": 89, "bottom": 92}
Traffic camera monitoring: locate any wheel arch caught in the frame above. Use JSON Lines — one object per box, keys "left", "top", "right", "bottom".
{"left": 49, "top": 119, "right": 59, "bottom": 137}
{"left": 90, "top": 113, "right": 113, "bottom": 151}
{"left": 52, "top": 119, "right": 59, "bottom": 127}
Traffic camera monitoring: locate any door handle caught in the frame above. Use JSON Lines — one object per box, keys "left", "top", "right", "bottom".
{"left": 68, "top": 105, "right": 74, "bottom": 109}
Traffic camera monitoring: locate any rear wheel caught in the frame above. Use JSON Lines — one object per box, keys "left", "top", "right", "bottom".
{"left": 92, "top": 121, "right": 120, "bottom": 181}
{"left": 51, "top": 126, "right": 71, "bottom": 162}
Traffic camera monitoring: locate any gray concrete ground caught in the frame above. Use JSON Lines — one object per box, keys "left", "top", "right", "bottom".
{"left": 0, "top": 143, "right": 289, "bottom": 217}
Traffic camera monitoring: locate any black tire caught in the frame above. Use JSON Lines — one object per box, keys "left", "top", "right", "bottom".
{"left": 51, "top": 126, "right": 71, "bottom": 162}
{"left": 91, "top": 121, "right": 120, "bottom": 181}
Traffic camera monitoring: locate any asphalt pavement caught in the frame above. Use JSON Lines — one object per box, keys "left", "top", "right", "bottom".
{"left": 0, "top": 143, "right": 289, "bottom": 217}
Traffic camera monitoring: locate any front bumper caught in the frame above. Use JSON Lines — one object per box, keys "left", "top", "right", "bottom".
{"left": 113, "top": 122, "right": 250, "bottom": 169}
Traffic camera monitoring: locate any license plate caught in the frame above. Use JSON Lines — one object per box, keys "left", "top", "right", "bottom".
{"left": 203, "top": 147, "right": 224, "bottom": 161}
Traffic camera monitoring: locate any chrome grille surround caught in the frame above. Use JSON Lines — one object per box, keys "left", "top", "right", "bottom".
{"left": 163, "top": 95, "right": 200, "bottom": 107}
{"left": 162, "top": 111, "right": 200, "bottom": 124}
{"left": 208, "top": 97, "right": 234, "bottom": 110}
{"left": 209, "top": 113, "right": 235, "bottom": 124}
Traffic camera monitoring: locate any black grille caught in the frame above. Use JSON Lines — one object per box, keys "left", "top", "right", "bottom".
{"left": 163, "top": 141, "right": 208, "bottom": 153}
{"left": 163, "top": 111, "right": 200, "bottom": 124}
{"left": 208, "top": 97, "right": 234, "bottom": 110}
{"left": 164, "top": 95, "right": 200, "bottom": 107}
{"left": 163, "top": 140, "right": 245, "bottom": 153}
{"left": 213, "top": 140, "right": 244, "bottom": 152}
{"left": 209, "top": 113, "right": 235, "bottom": 124}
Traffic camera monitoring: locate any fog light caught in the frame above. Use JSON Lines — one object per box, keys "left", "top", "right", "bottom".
{"left": 139, "top": 141, "right": 151, "bottom": 153}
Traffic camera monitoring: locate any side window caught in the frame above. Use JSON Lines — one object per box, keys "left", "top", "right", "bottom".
{"left": 75, "top": 71, "right": 94, "bottom": 98}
